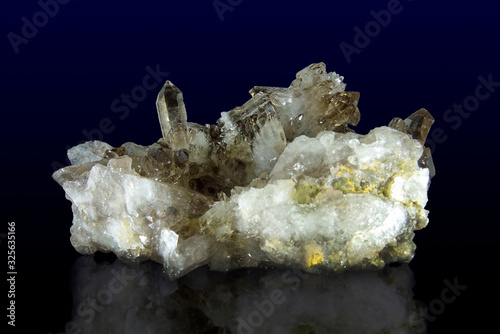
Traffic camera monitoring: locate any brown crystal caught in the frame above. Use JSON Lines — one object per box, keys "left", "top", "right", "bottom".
{"left": 388, "top": 108, "right": 435, "bottom": 177}
{"left": 388, "top": 108, "right": 434, "bottom": 145}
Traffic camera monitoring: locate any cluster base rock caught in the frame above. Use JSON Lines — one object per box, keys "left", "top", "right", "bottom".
{"left": 53, "top": 63, "right": 434, "bottom": 280}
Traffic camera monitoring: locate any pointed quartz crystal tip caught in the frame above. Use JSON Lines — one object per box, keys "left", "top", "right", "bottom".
{"left": 388, "top": 108, "right": 434, "bottom": 145}
{"left": 389, "top": 108, "right": 436, "bottom": 177}
{"left": 330, "top": 91, "right": 361, "bottom": 129}
{"left": 156, "top": 80, "right": 188, "bottom": 140}
{"left": 156, "top": 80, "right": 192, "bottom": 150}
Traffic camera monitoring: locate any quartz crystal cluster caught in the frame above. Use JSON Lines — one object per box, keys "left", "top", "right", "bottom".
{"left": 53, "top": 63, "right": 434, "bottom": 279}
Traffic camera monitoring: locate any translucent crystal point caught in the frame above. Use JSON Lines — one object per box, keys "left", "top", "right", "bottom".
{"left": 388, "top": 108, "right": 434, "bottom": 145}
{"left": 156, "top": 81, "right": 189, "bottom": 149}
{"left": 389, "top": 108, "right": 435, "bottom": 176}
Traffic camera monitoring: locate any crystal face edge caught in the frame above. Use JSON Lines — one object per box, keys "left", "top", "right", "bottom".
{"left": 53, "top": 63, "right": 434, "bottom": 279}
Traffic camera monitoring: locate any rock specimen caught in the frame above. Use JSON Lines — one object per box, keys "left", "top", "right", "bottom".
{"left": 69, "top": 256, "right": 427, "bottom": 333}
{"left": 53, "top": 63, "right": 434, "bottom": 280}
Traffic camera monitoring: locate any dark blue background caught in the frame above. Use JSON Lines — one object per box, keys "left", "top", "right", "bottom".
{"left": 1, "top": 0, "right": 498, "bottom": 332}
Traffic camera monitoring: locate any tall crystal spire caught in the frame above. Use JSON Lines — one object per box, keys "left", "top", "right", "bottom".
{"left": 156, "top": 80, "right": 189, "bottom": 149}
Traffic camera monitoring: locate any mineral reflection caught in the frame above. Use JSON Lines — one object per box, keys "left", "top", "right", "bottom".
{"left": 69, "top": 256, "right": 427, "bottom": 334}
{"left": 53, "top": 63, "right": 434, "bottom": 279}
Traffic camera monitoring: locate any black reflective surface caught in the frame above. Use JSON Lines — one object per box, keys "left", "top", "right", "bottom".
{"left": 67, "top": 256, "right": 426, "bottom": 334}
{"left": 3, "top": 0, "right": 500, "bottom": 333}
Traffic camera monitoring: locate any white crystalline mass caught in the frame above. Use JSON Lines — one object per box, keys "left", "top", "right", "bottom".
{"left": 204, "top": 126, "right": 429, "bottom": 273}
{"left": 53, "top": 63, "right": 433, "bottom": 279}
{"left": 54, "top": 127, "right": 429, "bottom": 278}
{"left": 67, "top": 140, "right": 113, "bottom": 165}
{"left": 55, "top": 154, "right": 213, "bottom": 277}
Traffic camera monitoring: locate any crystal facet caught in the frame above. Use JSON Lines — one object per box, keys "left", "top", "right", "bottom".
{"left": 388, "top": 108, "right": 436, "bottom": 176}
{"left": 53, "top": 63, "right": 434, "bottom": 279}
